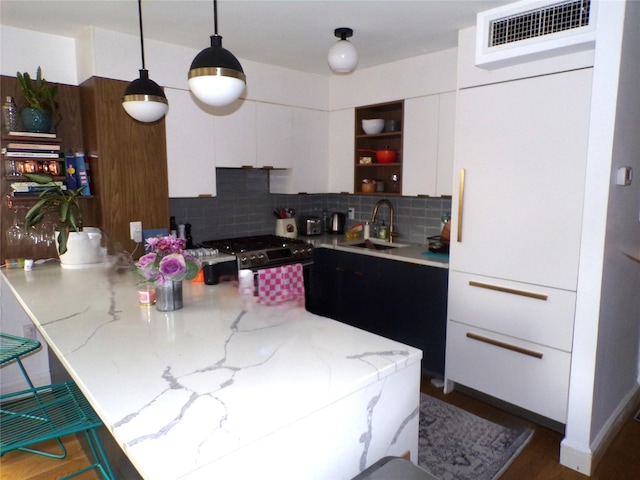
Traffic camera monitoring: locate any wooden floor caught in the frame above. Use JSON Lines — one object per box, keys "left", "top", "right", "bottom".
{"left": 2, "top": 379, "right": 639, "bottom": 479}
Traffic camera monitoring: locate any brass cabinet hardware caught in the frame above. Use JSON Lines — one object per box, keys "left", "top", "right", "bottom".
{"left": 457, "top": 169, "right": 465, "bottom": 242}
{"left": 466, "top": 332, "right": 544, "bottom": 359}
{"left": 468, "top": 280, "right": 548, "bottom": 300}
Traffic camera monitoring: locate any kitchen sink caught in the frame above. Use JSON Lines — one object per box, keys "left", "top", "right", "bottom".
{"left": 341, "top": 240, "right": 407, "bottom": 251}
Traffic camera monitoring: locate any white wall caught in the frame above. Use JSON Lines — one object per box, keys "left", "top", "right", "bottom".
{"left": 329, "top": 47, "right": 458, "bottom": 111}
{"left": 561, "top": 0, "right": 640, "bottom": 474}
{"left": 0, "top": 25, "right": 77, "bottom": 84}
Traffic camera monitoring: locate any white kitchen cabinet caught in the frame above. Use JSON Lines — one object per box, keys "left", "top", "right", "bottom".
{"left": 214, "top": 100, "right": 257, "bottom": 168}
{"left": 269, "top": 107, "right": 328, "bottom": 194}
{"left": 444, "top": 68, "right": 593, "bottom": 423}
{"left": 165, "top": 88, "right": 216, "bottom": 197}
{"left": 435, "top": 92, "right": 455, "bottom": 197}
{"left": 256, "top": 102, "right": 293, "bottom": 169}
{"left": 327, "top": 108, "right": 355, "bottom": 193}
{"left": 402, "top": 92, "right": 456, "bottom": 197}
{"left": 402, "top": 95, "right": 439, "bottom": 196}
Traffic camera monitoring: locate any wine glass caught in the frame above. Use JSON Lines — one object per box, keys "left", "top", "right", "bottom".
{"left": 6, "top": 208, "right": 25, "bottom": 246}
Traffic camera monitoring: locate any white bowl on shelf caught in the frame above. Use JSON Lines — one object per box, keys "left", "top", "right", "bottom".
{"left": 362, "top": 119, "right": 384, "bottom": 135}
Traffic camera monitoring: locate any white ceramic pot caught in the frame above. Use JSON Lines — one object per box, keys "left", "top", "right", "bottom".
{"left": 56, "top": 227, "right": 106, "bottom": 269}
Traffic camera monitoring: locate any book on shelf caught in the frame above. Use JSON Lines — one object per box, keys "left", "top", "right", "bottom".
{"left": 64, "top": 151, "right": 79, "bottom": 190}
{"left": 11, "top": 190, "right": 66, "bottom": 197}
{"left": 74, "top": 152, "right": 91, "bottom": 196}
{"left": 7, "top": 131, "right": 56, "bottom": 138}
{"left": 1, "top": 149, "right": 61, "bottom": 158}
{"left": 11, "top": 184, "right": 67, "bottom": 193}
{"left": 11, "top": 181, "right": 65, "bottom": 188}
{"left": 6, "top": 143, "right": 61, "bottom": 151}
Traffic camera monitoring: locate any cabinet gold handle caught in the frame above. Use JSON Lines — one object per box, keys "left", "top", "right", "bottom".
{"left": 457, "top": 169, "right": 465, "bottom": 242}
{"left": 468, "top": 281, "right": 548, "bottom": 300}
{"left": 466, "top": 332, "right": 543, "bottom": 359}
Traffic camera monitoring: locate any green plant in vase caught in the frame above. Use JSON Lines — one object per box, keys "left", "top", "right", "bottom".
{"left": 16, "top": 67, "right": 58, "bottom": 133}
{"left": 22, "top": 172, "right": 85, "bottom": 255}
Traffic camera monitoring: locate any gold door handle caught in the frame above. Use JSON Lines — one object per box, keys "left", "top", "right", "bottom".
{"left": 468, "top": 281, "right": 548, "bottom": 301}
{"left": 466, "top": 332, "right": 543, "bottom": 359}
{"left": 457, "top": 169, "right": 465, "bottom": 242}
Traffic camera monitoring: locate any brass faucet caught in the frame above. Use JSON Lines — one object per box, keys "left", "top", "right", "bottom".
{"left": 370, "top": 199, "right": 398, "bottom": 243}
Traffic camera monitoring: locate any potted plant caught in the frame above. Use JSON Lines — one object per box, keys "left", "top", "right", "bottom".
{"left": 16, "top": 67, "right": 58, "bottom": 133}
{"left": 22, "top": 172, "right": 104, "bottom": 267}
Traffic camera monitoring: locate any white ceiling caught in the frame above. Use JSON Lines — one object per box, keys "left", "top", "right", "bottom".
{"left": 0, "top": 0, "right": 515, "bottom": 75}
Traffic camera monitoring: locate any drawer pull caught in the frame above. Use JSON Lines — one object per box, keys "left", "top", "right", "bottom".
{"left": 468, "top": 281, "right": 548, "bottom": 301}
{"left": 466, "top": 332, "right": 543, "bottom": 359}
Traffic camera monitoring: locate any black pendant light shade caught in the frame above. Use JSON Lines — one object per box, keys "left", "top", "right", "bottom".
{"left": 122, "top": 0, "right": 168, "bottom": 122}
{"left": 188, "top": 0, "right": 246, "bottom": 106}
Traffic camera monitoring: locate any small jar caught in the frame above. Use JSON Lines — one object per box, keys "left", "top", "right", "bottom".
{"left": 138, "top": 283, "right": 156, "bottom": 306}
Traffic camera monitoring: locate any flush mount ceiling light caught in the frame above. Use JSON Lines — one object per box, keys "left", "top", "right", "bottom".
{"left": 122, "top": 0, "right": 168, "bottom": 123}
{"left": 328, "top": 27, "right": 358, "bottom": 74}
{"left": 188, "top": 0, "right": 246, "bottom": 107}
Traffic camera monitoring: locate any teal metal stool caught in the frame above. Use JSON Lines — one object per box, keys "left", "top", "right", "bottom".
{"left": 1, "top": 381, "right": 116, "bottom": 480}
{"left": 0, "top": 332, "right": 41, "bottom": 389}
{"left": 0, "top": 331, "right": 70, "bottom": 458}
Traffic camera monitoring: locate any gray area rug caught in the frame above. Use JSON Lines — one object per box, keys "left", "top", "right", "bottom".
{"left": 418, "top": 394, "right": 533, "bottom": 480}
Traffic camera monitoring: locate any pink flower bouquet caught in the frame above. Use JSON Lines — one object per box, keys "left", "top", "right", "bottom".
{"left": 135, "top": 236, "right": 201, "bottom": 284}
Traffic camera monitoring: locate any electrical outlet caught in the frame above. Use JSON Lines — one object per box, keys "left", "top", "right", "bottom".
{"left": 23, "top": 324, "right": 36, "bottom": 340}
{"left": 347, "top": 207, "right": 355, "bottom": 220}
{"left": 130, "top": 221, "right": 142, "bottom": 242}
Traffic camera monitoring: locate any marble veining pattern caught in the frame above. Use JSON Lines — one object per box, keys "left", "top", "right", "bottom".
{"left": 2, "top": 262, "right": 422, "bottom": 479}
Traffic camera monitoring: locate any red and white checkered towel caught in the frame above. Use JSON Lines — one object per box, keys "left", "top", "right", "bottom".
{"left": 258, "top": 264, "right": 305, "bottom": 306}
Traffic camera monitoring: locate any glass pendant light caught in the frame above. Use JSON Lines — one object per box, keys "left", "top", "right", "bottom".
{"left": 122, "top": 0, "right": 168, "bottom": 123}
{"left": 188, "top": 0, "right": 246, "bottom": 107}
{"left": 328, "top": 27, "right": 358, "bottom": 74}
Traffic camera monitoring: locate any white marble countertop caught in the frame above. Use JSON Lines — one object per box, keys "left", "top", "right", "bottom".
{"left": 299, "top": 234, "right": 449, "bottom": 269}
{"left": 1, "top": 263, "right": 422, "bottom": 479}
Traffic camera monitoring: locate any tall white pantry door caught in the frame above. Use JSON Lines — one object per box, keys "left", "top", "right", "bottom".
{"left": 449, "top": 68, "right": 593, "bottom": 291}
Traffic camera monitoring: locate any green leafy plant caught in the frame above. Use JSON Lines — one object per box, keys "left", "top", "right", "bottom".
{"left": 22, "top": 172, "right": 85, "bottom": 255}
{"left": 16, "top": 67, "right": 58, "bottom": 116}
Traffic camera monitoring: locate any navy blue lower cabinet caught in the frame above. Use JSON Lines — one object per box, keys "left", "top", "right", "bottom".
{"left": 307, "top": 248, "right": 448, "bottom": 375}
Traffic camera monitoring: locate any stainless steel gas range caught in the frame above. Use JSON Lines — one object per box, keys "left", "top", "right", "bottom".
{"left": 200, "top": 234, "right": 314, "bottom": 271}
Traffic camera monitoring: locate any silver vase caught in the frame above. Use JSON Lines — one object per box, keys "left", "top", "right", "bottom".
{"left": 155, "top": 280, "right": 183, "bottom": 312}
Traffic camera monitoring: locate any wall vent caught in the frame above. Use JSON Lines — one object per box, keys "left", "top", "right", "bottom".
{"left": 476, "top": 0, "right": 597, "bottom": 68}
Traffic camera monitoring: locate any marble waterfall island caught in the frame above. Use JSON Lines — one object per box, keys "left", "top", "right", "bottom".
{"left": 1, "top": 263, "right": 422, "bottom": 479}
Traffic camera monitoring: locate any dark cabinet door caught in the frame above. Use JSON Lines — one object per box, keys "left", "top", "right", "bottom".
{"left": 381, "top": 260, "right": 448, "bottom": 375}
{"left": 307, "top": 248, "right": 448, "bottom": 375}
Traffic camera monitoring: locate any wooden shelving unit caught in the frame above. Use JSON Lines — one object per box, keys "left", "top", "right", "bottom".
{"left": 354, "top": 100, "right": 404, "bottom": 196}
{"left": 0, "top": 75, "right": 94, "bottom": 264}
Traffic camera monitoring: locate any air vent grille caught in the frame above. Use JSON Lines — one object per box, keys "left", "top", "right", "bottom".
{"left": 490, "top": 0, "right": 591, "bottom": 47}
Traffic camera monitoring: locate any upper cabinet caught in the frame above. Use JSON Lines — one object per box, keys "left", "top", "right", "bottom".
{"left": 214, "top": 100, "right": 293, "bottom": 169}
{"left": 165, "top": 88, "right": 216, "bottom": 198}
{"left": 269, "top": 107, "right": 328, "bottom": 194}
{"left": 328, "top": 108, "right": 355, "bottom": 194}
{"left": 214, "top": 101, "right": 257, "bottom": 168}
{"left": 353, "top": 101, "right": 403, "bottom": 196}
{"left": 256, "top": 103, "right": 293, "bottom": 169}
{"left": 402, "top": 92, "right": 456, "bottom": 197}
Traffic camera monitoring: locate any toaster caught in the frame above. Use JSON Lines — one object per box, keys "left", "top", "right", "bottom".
{"left": 299, "top": 216, "right": 322, "bottom": 236}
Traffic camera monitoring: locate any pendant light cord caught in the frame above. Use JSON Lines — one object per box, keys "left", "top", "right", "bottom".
{"left": 137, "top": 0, "right": 146, "bottom": 70}
{"left": 213, "top": 0, "right": 219, "bottom": 35}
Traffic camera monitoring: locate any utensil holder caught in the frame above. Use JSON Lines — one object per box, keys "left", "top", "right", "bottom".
{"left": 275, "top": 218, "right": 297, "bottom": 238}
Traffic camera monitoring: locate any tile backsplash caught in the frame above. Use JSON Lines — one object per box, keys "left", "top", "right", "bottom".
{"left": 169, "top": 169, "right": 451, "bottom": 245}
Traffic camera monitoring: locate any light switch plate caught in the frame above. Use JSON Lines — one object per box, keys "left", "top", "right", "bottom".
{"left": 130, "top": 221, "right": 142, "bottom": 242}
